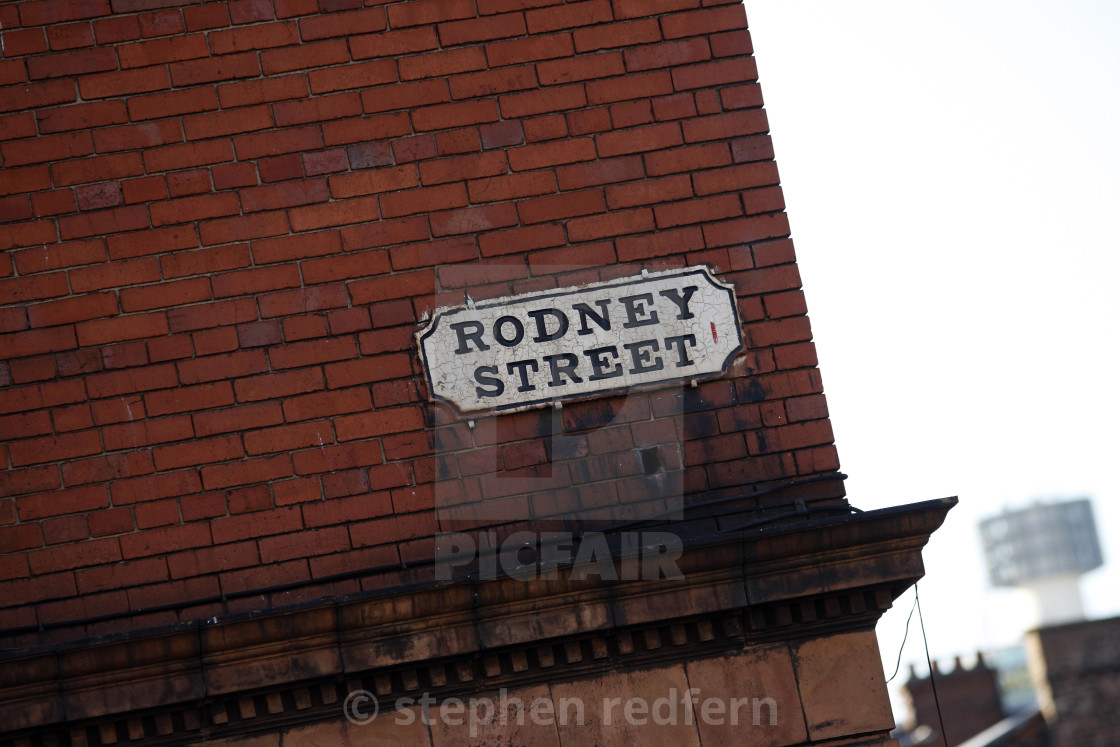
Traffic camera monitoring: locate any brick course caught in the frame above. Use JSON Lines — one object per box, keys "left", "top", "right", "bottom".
{"left": 0, "top": 0, "right": 841, "bottom": 633}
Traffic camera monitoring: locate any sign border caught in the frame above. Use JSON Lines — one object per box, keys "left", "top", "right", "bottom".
{"left": 415, "top": 266, "right": 745, "bottom": 414}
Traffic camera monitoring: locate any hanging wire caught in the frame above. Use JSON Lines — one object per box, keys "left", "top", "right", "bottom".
{"left": 886, "top": 587, "right": 919, "bottom": 683}
{"left": 916, "top": 583, "right": 949, "bottom": 747}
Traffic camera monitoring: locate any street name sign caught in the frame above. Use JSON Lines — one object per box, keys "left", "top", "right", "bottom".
{"left": 416, "top": 266, "right": 744, "bottom": 413}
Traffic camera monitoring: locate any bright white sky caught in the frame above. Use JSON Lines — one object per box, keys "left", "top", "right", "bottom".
{"left": 745, "top": 0, "right": 1120, "bottom": 709}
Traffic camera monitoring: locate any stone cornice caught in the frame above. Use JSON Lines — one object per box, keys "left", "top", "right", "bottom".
{"left": 0, "top": 497, "right": 954, "bottom": 744}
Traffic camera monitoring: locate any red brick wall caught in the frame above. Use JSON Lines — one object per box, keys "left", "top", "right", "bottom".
{"left": 0, "top": 0, "right": 841, "bottom": 640}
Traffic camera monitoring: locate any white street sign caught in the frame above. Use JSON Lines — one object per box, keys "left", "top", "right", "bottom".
{"left": 416, "top": 267, "right": 744, "bottom": 413}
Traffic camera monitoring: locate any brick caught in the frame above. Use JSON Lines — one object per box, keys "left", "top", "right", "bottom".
{"left": 682, "top": 108, "right": 768, "bottom": 144}
{"left": 300, "top": 250, "right": 392, "bottom": 286}
{"left": 199, "top": 212, "right": 289, "bottom": 246}
{"left": 391, "top": 135, "right": 438, "bottom": 167}
{"left": 177, "top": 348, "right": 269, "bottom": 385}
{"left": 29, "top": 536, "right": 122, "bottom": 575}
{"left": 616, "top": 224, "right": 704, "bottom": 261}
{"left": 467, "top": 172, "right": 554, "bottom": 205}
{"left": 28, "top": 292, "right": 118, "bottom": 328}
{"left": 76, "top": 311, "right": 169, "bottom": 346}
{"left": 243, "top": 419, "right": 333, "bottom": 455}
{"left": 162, "top": 244, "right": 252, "bottom": 279}
{"left": 10, "top": 355, "right": 56, "bottom": 383}
{"left": 201, "top": 454, "right": 292, "bottom": 490}
{"left": 119, "top": 523, "right": 212, "bottom": 560}
{"left": 419, "top": 152, "right": 508, "bottom": 186}
{"left": 141, "top": 379, "right": 233, "bottom": 418}
{"left": 3, "top": 131, "right": 93, "bottom": 168}
{"left": 258, "top": 284, "right": 348, "bottom": 317}
{"left": 234, "top": 125, "right": 323, "bottom": 160}
{"left": 608, "top": 175, "right": 692, "bottom": 210}
{"left": 430, "top": 204, "right": 518, "bottom": 238}
{"left": 597, "top": 122, "right": 683, "bottom": 158}
{"left": 387, "top": 0, "right": 475, "bottom": 27}
{"left": 153, "top": 434, "right": 242, "bottom": 470}
{"left": 573, "top": 18, "right": 660, "bottom": 52}
{"left": 693, "top": 161, "right": 779, "bottom": 196}
{"left": 274, "top": 93, "right": 362, "bottom": 127}
{"left": 302, "top": 149, "right": 349, "bottom": 176}
{"left": 702, "top": 213, "right": 790, "bottom": 249}
{"left": 143, "top": 139, "right": 233, "bottom": 175}
{"left": 478, "top": 223, "right": 566, "bottom": 258}
{"left": 360, "top": 79, "right": 450, "bottom": 116}
{"left": 517, "top": 189, "right": 605, "bottom": 224}
{"left": 412, "top": 99, "right": 500, "bottom": 132}
{"left": 380, "top": 183, "right": 468, "bottom": 220}
{"left": 308, "top": 59, "right": 396, "bottom": 95}
{"left": 36, "top": 100, "right": 127, "bottom": 135}
{"left": 400, "top": 47, "right": 486, "bottom": 81}
{"left": 500, "top": 84, "right": 587, "bottom": 118}
{"left": 76, "top": 557, "right": 168, "bottom": 594}
{"left": 390, "top": 235, "right": 478, "bottom": 271}
{"left": 327, "top": 166, "right": 417, "bottom": 201}
{"left": 527, "top": 0, "right": 611, "bottom": 32}
{"left": 255, "top": 154, "right": 310, "bottom": 185}
{"left": 29, "top": 190, "right": 76, "bottom": 218}
{"left": 217, "top": 74, "right": 308, "bottom": 108}
{"left": 287, "top": 196, "right": 381, "bottom": 233}
{"left": 94, "top": 15, "right": 141, "bottom": 43}
{"left": 508, "top": 137, "right": 596, "bottom": 171}
{"left": 0, "top": 272, "right": 70, "bottom": 304}
{"left": 106, "top": 226, "right": 196, "bottom": 261}
{"left": 169, "top": 51, "right": 260, "bottom": 87}
{"left": 449, "top": 66, "right": 537, "bottom": 101}
{"left": 210, "top": 21, "right": 298, "bottom": 55}
{"left": 350, "top": 26, "right": 439, "bottom": 59}
{"left": 0, "top": 165, "right": 51, "bottom": 197}
{"left": 672, "top": 56, "right": 757, "bottom": 92}
{"left": 210, "top": 264, "right": 301, "bottom": 298}
{"left": 110, "top": 470, "right": 201, "bottom": 506}
{"left": 102, "top": 414, "right": 193, "bottom": 451}
{"left": 282, "top": 386, "right": 370, "bottom": 422}
{"left": 486, "top": 32, "right": 573, "bottom": 67}
{"left": 334, "top": 406, "right": 423, "bottom": 441}
{"left": 566, "top": 209, "right": 654, "bottom": 241}
{"left": 269, "top": 337, "right": 358, "bottom": 369}
{"left": 27, "top": 47, "right": 117, "bottom": 80}
{"left": 138, "top": 9, "right": 184, "bottom": 37}
{"left": 299, "top": 6, "right": 385, "bottom": 39}
{"left": 586, "top": 70, "right": 673, "bottom": 105}
{"left": 661, "top": 4, "right": 746, "bottom": 39}
{"left": 60, "top": 451, "right": 153, "bottom": 486}
{"left": 240, "top": 179, "right": 328, "bottom": 213}
{"left": 182, "top": 106, "right": 273, "bottom": 141}
{"left": 235, "top": 368, "right": 323, "bottom": 402}
{"left": 654, "top": 193, "right": 741, "bottom": 228}
{"left": 9, "top": 430, "right": 102, "bottom": 467}
{"left": 150, "top": 193, "right": 239, "bottom": 227}
{"left": 117, "top": 34, "right": 209, "bottom": 68}
{"left": 0, "top": 79, "right": 76, "bottom": 114}
{"left": 260, "top": 38, "right": 346, "bottom": 76}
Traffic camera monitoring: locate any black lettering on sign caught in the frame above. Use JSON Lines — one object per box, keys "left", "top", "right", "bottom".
{"left": 543, "top": 353, "right": 582, "bottom": 387}
{"left": 474, "top": 365, "right": 504, "bottom": 397}
{"left": 619, "top": 293, "right": 659, "bottom": 328}
{"left": 506, "top": 359, "right": 539, "bottom": 392}
{"left": 624, "top": 339, "right": 664, "bottom": 374}
{"left": 451, "top": 321, "right": 489, "bottom": 354}
{"left": 664, "top": 334, "right": 697, "bottom": 367}
{"left": 573, "top": 300, "right": 612, "bottom": 335}
{"left": 659, "top": 286, "right": 697, "bottom": 320}
{"left": 494, "top": 316, "right": 524, "bottom": 347}
{"left": 584, "top": 345, "right": 623, "bottom": 381}
{"left": 528, "top": 308, "right": 569, "bottom": 343}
